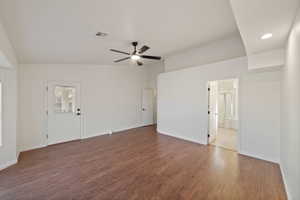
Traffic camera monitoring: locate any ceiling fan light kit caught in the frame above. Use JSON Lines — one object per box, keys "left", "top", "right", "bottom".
{"left": 131, "top": 55, "right": 141, "bottom": 60}
{"left": 110, "top": 41, "right": 161, "bottom": 66}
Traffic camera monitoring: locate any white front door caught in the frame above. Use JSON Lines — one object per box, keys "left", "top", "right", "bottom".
{"left": 47, "top": 81, "right": 81, "bottom": 145}
{"left": 142, "top": 88, "right": 154, "bottom": 126}
{"left": 208, "top": 81, "right": 218, "bottom": 143}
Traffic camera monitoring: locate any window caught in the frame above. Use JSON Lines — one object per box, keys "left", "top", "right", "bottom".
{"left": 53, "top": 85, "right": 76, "bottom": 113}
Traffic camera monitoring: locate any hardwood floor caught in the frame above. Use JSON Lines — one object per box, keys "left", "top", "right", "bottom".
{"left": 0, "top": 126, "right": 286, "bottom": 200}
{"left": 211, "top": 128, "right": 237, "bottom": 151}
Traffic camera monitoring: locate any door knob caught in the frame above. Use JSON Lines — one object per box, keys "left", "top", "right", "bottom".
{"left": 76, "top": 108, "right": 81, "bottom": 116}
{"left": 142, "top": 108, "right": 146, "bottom": 111}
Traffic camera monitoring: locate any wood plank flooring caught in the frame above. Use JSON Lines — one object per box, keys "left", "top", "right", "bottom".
{"left": 211, "top": 128, "right": 237, "bottom": 151}
{"left": 0, "top": 126, "right": 286, "bottom": 200}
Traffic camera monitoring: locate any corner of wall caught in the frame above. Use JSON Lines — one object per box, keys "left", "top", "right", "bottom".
{"left": 279, "top": 5, "right": 300, "bottom": 200}
{"left": 280, "top": 164, "right": 292, "bottom": 200}
{"left": 0, "top": 158, "right": 18, "bottom": 171}
{"left": 0, "top": 18, "right": 19, "bottom": 171}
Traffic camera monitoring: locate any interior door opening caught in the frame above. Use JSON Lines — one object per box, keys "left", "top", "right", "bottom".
{"left": 207, "top": 79, "right": 239, "bottom": 151}
{"left": 142, "top": 88, "right": 154, "bottom": 126}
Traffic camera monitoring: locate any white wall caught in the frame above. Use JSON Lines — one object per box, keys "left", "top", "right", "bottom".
{"left": 248, "top": 48, "right": 286, "bottom": 70}
{"left": 0, "top": 68, "right": 18, "bottom": 169}
{"left": 146, "top": 61, "right": 165, "bottom": 89}
{"left": 146, "top": 61, "right": 165, "bottom": 123}
{"left": 157, "top": 57, "right": 281, "bottom": 163}
{"left": 280, "top": 9, "right": 300, "bottom": 200}
{"left": 164, "top": 35, "right": 246, "bottom": 72}
{"left": 0, "top": 22, "right": 17, "bottom": 68}
{"left": 239, "top": 70, "right": 280, "bottom": 162}
{"left": 19, "top": 64, "right": 149, "bottom": 151}
{"left": 0, "top": 21, "right": 18, "bottom": 169}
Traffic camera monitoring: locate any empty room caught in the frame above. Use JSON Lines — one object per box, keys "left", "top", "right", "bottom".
{"left": 0, "top": 0, "right": 300, "bottom": 199}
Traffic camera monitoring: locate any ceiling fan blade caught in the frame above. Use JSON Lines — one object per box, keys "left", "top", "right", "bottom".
{"left": 137, "top": 61, "right": 143, "bottom": 66}
{"left": 110, "top": 49, "right": 130, "bottom": 55}
{"left": 139, "top": 45, "right": 150, "bottom": 54}
{"left": 141, "top": 55, "right": 161, "bottom": 60}
{"left": 114, "top": 57, "right": 130, "bottom": 63}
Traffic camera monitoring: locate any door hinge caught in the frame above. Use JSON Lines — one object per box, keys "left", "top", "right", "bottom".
{"left": 208, "top": 134, "right": 210, "bottom": 138}
{"left": 46, "top": 86, "right": 48, "bottom": 91}
{"left": 208, "top": 111, "right": 210, "bottom": 114}
{"left": 46, "top": 134, "right": 48, "bottom": 139}
{"left": 208, "top": 87, "right": 211, "bottom": 91}
{"left": 46, "top": 110, "right": 48, "bottom": 115}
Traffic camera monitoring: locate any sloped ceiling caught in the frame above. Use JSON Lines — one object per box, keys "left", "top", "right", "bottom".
{"left": 0, "top": 0, "right": 299, "bottom": 66}
{"left": 230, "top": 0, "right": 300, "bottom": 55}
{"left": 0, "top": 0, "right": 238, "bottom": 65}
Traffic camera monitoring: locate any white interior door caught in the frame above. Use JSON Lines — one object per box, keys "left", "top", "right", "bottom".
{"left": 142, "top": 88, "right": 154, "bottom": 126}
{"left": 47, "top": 81, "right": 81, "bottom": 145}
{"left": 208, "top": 81, "right": 218, "bottom": 143}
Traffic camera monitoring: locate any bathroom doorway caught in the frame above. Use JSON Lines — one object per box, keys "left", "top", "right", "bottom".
{"left": 207, "top": 79, "right": 239, "bottom": 151}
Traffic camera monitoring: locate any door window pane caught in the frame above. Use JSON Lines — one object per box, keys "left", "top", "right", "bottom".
{"left": 54, "top": 86, "right": 76, "bottom": 113}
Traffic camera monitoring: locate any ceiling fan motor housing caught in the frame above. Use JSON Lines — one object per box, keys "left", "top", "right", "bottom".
{"left": 132, "top": 41, "right": 138, "bottom": 47}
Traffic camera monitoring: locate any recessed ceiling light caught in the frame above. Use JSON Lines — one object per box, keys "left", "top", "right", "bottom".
{"left": 96, "top": 32, "right": 108, "bottom": 37}
{"left": 131, "top": 55, "right": 141, "bottom": 60}
{"left": 261, "top": 33, "right": 273, "bottom": 40}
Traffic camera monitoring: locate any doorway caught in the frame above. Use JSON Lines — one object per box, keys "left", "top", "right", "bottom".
{"left": 46, "top": 81, "right": 82, "bottom": 145}
{"left": 142, "top": 88, "right": 154, "bottom": 126}
{"left": 208, "top": 79, "right": 238, "bottom": 151}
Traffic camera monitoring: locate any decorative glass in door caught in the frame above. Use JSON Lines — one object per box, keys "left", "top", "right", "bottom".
{"left": 53, "top": 86, "right": 76, "bottom": 113}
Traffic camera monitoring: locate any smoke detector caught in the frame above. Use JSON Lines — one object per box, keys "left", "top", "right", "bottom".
{"left": 96, "top": 32, "right": 108, "bottom": 37}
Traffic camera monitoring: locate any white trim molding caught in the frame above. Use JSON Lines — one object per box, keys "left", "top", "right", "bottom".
{"left": 81, "top": 124, "right": 145, "bottom": 139}
{"left": 157, "top": 129, "right": 204, "bottom": 145}
{"left": 82, "top": 131, "right": 108, "bottom": 139}
{"left": 113, "top": 124, "right": 144, "bottom": 134}
{"left": 0, "top": 158, "right": 17, "bottom": 171}
{"left": 280, "top": 165, "right": 292, "bottom": 200}
{"left": 21, "top": 144, "right": 47, "bottom": 153}
{"left": 239, "top": 150, "right": 279, "bottom": 164}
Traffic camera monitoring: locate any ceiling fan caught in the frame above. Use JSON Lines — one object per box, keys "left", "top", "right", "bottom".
{"left": 110, "top": 42, "right": 161, "bottom": 66}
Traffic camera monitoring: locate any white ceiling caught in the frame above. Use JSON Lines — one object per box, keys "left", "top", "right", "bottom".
{"left": 230, "top": 0, "right": 300, "bottom": 55}
{"left": 0, "top": 0, "right": 239, "bottom": 65}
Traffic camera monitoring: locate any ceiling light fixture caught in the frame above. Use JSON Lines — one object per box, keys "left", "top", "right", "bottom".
{"left": 131, "top": 55, "right": 141, "bottom": 60}
{"left": 261, "top": 33, "right": 273, "bottom": 40}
